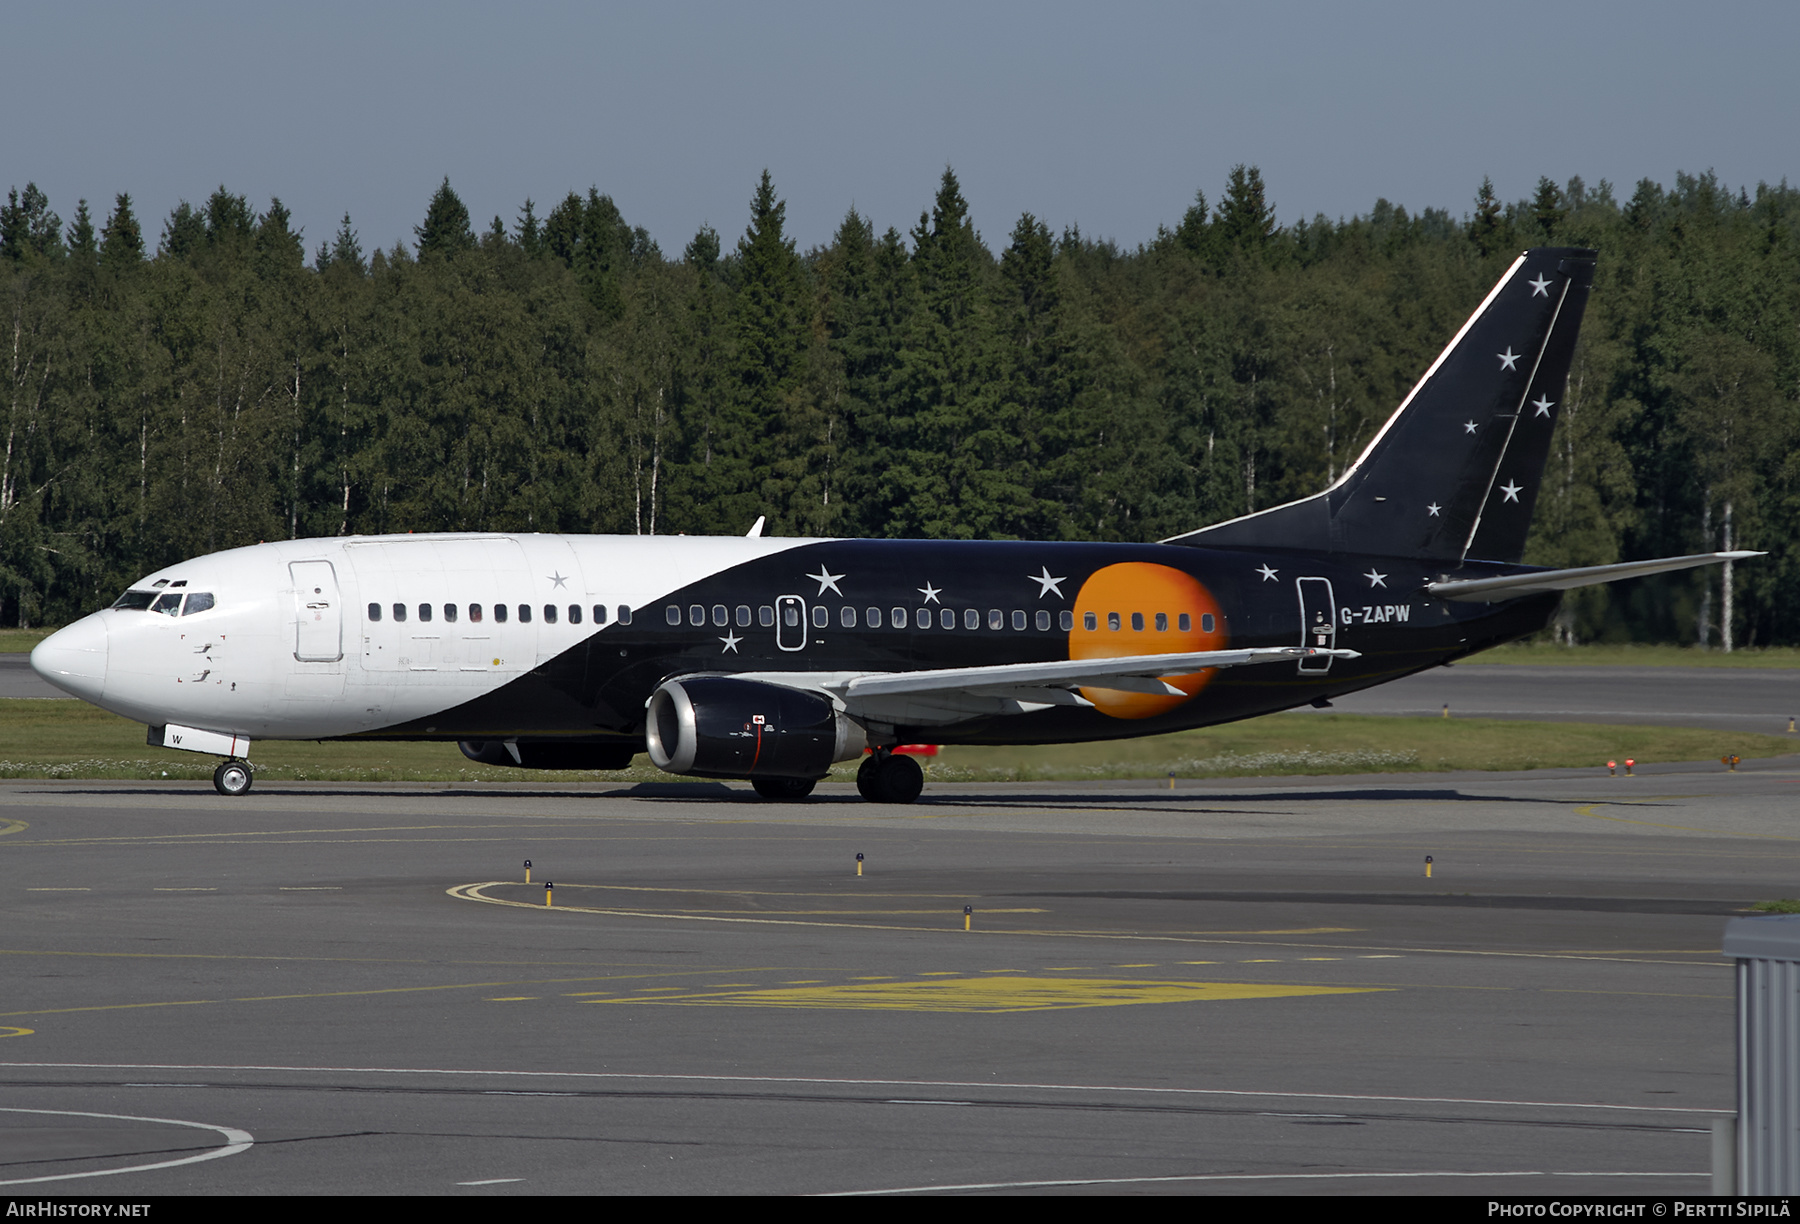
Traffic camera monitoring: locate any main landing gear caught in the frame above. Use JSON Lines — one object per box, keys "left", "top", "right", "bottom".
{"left": 213, "top": 758, "right": 253, "bottom": 796}
{"left": 857, "top": 751, "right": 923, "bottom": 805}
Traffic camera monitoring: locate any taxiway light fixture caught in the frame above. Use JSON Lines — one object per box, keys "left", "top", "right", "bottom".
{"left": 1424, "top": 855, "right": 1433, "bottom": 879}
{"left": 855, "top": 852, "right": 863, "bottom": 877}
{"left": 524, "top": 859, "right": 532, "bottom": 884}
{"left": 964, "top": 905, "right": 972, "bottom": 932}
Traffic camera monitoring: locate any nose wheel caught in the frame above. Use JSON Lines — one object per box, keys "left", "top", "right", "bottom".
{"left": 856, "top": 751, "right": 923, "bottom": 804}
{"left": 213, "top": 759, "right": 253, "bottom": 796}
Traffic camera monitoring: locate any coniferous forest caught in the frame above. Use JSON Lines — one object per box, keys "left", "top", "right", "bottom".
{"left": 2, "top": 167, "right": 1797, "bottom": 644}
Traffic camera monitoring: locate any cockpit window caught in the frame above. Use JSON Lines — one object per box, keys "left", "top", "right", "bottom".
{"left": 110, "top": 591, "right": 156, "bottom": 611}
{"left": 181, "top": 592, "right": 215, "bottom": 616}
{"left": 151, "top": 593, "right": 182, "bottom": 616}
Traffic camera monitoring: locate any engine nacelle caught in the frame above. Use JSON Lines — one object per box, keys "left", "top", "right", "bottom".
{"left": 458, "top": 739, "right": 639, "bottom": 770}
{"left": 645, "top": 676, "right": 866, "bottom": 780}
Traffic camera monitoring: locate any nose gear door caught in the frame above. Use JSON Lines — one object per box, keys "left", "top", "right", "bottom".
{"left": 1296, "top": 576, "right": 1336, "bottom": 674}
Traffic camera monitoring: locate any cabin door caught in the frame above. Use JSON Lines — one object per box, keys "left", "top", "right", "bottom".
{"left": 291, "top": 561, "right": 343, "bottom": 662}
{"left": 1296, "top": 576, "right": 1336, "bottom": 674}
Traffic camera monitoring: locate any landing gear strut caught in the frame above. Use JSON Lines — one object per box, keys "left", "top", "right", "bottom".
{"left": 213, "top": 758, "right": 253, "bottom": 796}
{"left": 856, "top": 751, "right": 923, "bottom": 805}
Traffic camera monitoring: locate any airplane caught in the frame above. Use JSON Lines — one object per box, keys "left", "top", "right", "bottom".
{"left": 29, "top": 246, "right": 1758, "bottom": 802}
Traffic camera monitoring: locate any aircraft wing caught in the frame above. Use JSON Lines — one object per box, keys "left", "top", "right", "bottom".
{"left": 727, "top": 646, "right": 1360, "bottom": 726}
{"left": 1426, "top": 551, "right": 1762, "bottom": 602}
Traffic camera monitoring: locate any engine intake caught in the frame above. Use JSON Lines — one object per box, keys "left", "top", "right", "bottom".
{"left": 645, "top": 676, "right": 866, "bottom": 779}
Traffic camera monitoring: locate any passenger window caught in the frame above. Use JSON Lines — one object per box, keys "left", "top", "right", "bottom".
{"left": 1200, "top": 613, "right": 1214, "bottom": 633}
{"left": 1107, "top": 612, "right": 1120, "bottom": 631}
{"left": 1155, "top": 612, "right": 1168, "bottom": 632}
{"left": 866, "top": 607, "right": 881, "bottom": 627}
{"left": 812, "top": 605, "right": 829, "bottom": 629}
{"left": 418, "top": 603, "right": 433, "bottom": 623}
{"left": 1060, "top": 610, "right": 1074, "bottom": 631}
{"left": 594, "top": 605, "right": 608, "bottom": 625}
{"left": 544, "top": 605, "right": 558, "bottom": 625}
{"left": 393, "top": 603, "right": 407, "bottom": 623}
{"left": 784, "top": 605, "right": 799, "bottom": 628}
{"left": 518, "top": 604, "right": 532, "bottom": 624}
{"left": 841, "top": 606, "right": 857, "bottom": 628}
{"left": 688, "top": 605, "right": 703, "bottom": 627}
{"left": 988, "top": 609, "right": 1003, "bottom": 630}
{"left": 1179, "top": 613, "right": 1193, "bottom": 632}
{"left": 444, "top": 603, "right": 458, "bottom": 623}
{"left": 666, "top": 605, "right": 681, "bottom": 626}
{"left": 1083, "top": 612, "right": 1097, "bottom": 631}
{"left": 181, "top": 593, "right": 215, "bottom": 616}
{"left": 963, "top": 608, "right": 979, "bottom": 630}
{"left": 1131, "top": 612, "right": 1144, "bottom": 631}
{"left": 569, "top": 605, "right": 581, "bottom": 625}
{"left": 759, "top": 605, "right": 775, "bottom": 627}
{"left": 736, "top": 606, "right": 751, "bottom": 627}
{"left": 367, "top": 602, "right": 382, "bottom": 622}
{"left": 939, "top": 608, "right": 954, "bottom": 630}
{"left": 1012, "top": 610, "right": 1027, "bottom": 631}
{"left": 152, "top": 593, "right": 181, "bottom": 616}
{"left": 617, "top": 606, "right": 632, "bottom": 625}
{"left": 470, "top": 604, "right": 483, "bottom": 623}
{"left": 890, "top": 606, "right": 906, "bottom": 628}
{"left": 494, "top": 603, "right": 508, "bottom": 624}
{"left": 915, "top": 608, "right": 930, "bottom": 629}
{"left": 1037, "top": 610, "right": 1052, "bottom": 631}
{"left": 712, "top": 605, "right": 728, "bottom": 627}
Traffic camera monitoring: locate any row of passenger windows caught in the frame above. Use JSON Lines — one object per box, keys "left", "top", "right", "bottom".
{"left": 664, "top": 604, "right": 1216, "bottom": 633}
{"left": 367, "top": 603, "right": 634, "bottom": 626}
{"left": 112, "top": 590, "right": 216, "bottom": 616}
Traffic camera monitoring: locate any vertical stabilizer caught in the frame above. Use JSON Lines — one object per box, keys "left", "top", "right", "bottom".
{"left": 1168, "top": 247, "right": 1596, "bottom": 563}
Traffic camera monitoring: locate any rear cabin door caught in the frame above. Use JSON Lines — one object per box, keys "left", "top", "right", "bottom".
{"left": 291, "top": 561, "right": 343, "bottom": 662}
{"left": 1296, "top": 576, "right": 1336, "bottom": 674}
{"left": 775, "top": 595, "right": 807, "bottom": 652}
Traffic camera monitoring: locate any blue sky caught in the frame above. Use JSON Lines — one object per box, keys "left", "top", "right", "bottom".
{"left": 5, "top": 1, "right": 1795, "bottom": 256}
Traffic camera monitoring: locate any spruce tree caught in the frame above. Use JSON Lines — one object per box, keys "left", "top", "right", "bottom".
{"left": 99, "top": 194, "right": 143, "bottom": 266}
{"left": 415, "top": 177, "right": 475, "bottom": 258}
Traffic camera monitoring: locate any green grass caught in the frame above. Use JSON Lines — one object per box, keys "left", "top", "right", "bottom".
{"left": 0, "top": 700, "right": 1790, "bottom": 784}
{"left": 0, "top": 630, "right": 52, "bottom": 654}
{"left": 1751, "top": 900, "right": 1800, "bottom": 914}
{"left": 1463, "top": 641, "right": 1800, "bottom": 668}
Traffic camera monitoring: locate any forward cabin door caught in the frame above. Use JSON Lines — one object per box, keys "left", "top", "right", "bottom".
{"left": 1296, "top": 576, "right": 1336, "bottom": 674}
{"left": 292, "top": 561, "right": 343, "bottom": 661}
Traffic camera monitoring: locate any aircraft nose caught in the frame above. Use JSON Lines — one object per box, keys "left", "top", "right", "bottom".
{"left": 31, "top": 615, "right": 108, "bottom": 702}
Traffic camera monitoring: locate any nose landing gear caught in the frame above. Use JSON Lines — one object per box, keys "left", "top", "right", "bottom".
{"left": 213, "top": 759, "right": 253, "bottom": 796}
{"left": 856, "top": 750, "right": 923, "bottom": 805}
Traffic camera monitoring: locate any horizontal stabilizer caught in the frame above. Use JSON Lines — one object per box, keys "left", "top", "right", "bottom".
{"left": 1426, "top": 552, "right": 1763, "bottom": 603}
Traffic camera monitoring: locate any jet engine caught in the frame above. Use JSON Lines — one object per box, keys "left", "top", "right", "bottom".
{"left": 645, "top": 676, "right": 866, "bottom": 780}
{"left": 458, "top": 739, "right": 639, "bottom": 770}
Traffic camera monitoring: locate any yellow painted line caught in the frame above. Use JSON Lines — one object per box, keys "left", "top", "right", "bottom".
{"left": 1573, "top": 802, "right": 1800, "bottom": 841}
{"left": 600, "top": 976, "right": 1388, "bottom": 1013}
{"left": 486, "top": 997, "right": 537, "bottom": 1002}
{"left": 0, "top": 819, "right": 27, "bottom": 837}
{"left": 0, "top": 1028, "right": 32, "bottom": 1039}
{"left": 154, "top": 888, "right": 218, "bottom": 892}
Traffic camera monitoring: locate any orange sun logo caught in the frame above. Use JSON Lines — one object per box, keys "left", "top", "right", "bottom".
{"left": 1069, "top": 562, "right": 1228, "bottom": 719}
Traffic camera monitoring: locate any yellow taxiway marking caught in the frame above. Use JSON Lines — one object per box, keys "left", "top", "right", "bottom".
{"left": 486, "top": 997, "right": 537, "bottom": 1002}
{"left": 0, "top": 1028, "right": 32, "bottom": 1039}
{"left": 599, "top": 976, "right": 1386, "bottom": 1013}
{"left": 1573, "top": 803, "right": 1800, "bottom": 841}
{"left": 0, "top": 820, "right": 27, "bottom": 838}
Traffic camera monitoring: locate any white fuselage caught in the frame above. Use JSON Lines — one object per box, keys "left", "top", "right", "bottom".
{"left": 31, "top": 533, "right": 815, "bottom": 741}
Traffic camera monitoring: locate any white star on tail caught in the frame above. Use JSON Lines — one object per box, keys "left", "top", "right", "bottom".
{"left": 1498, "top": 348, "right": 1520, "bottom": 371}
{"left": 1463, "top": 420, "right": 1478, "bottom": 434}
{"left": 1500, "top": 481, "right": 1522, "bottom": 502}
{"left": 1528, "top": 274, "right": 1551, "bottom": 297}
{"left": 1029, "top": 566, "right": 1067, "bottom": 598}
{"left": 1364, "top": 569, "right": 1387, "bottom": 588}
{"left": 1533, "top": 395, "right": 1554, "bottom": 417}
{"left": 805, "top": 566, "right": 845, "bottom": 596}
{"left": 918, "top": 582, "right": 942, "bottom": 604}
{"left": 1427, "top": 503, "right": 1442, "bottom": 517}
{"left": 719, "top": 631, "right": 742, "bottom": 653}
{"left": 1256, "top": 564, "right": 1278, "bottom": 582}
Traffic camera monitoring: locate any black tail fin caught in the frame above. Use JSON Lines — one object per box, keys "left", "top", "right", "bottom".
{"left": 1168, "top": 247, "right": 1596, "bottom": 564}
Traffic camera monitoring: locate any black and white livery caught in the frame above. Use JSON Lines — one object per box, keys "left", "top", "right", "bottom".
{"left": 31, "top": 249, "right": 1755, "bottom": 801}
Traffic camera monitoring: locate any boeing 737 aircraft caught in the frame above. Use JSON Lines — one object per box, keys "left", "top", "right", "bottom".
{"left": 30, "top": 247, "right": 1756, "bottom": 801}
